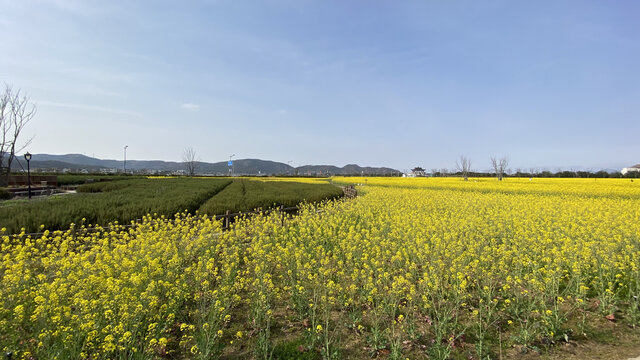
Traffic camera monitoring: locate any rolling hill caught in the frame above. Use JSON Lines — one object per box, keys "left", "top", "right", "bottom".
{"left": 21, "top": 154, "right": 399, "bottom": 175}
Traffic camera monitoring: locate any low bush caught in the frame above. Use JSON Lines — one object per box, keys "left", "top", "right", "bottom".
{"left": 0, "top": 188, "right": 11, "bottom": 200}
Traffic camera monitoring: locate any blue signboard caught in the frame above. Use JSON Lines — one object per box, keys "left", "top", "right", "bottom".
{"left": 228, "top": 161, "right": 233, "bottom": 166}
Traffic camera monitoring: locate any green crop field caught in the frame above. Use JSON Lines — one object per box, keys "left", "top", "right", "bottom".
{"left": 0, "top": 178, "right": 232, "bottom": 234}
{"left": 56, "top": 174, "right": 146, "bottom": 186}
{"left": 198, "top": 178, "right": 344, "bottom": 215}
{"left": 0, "top": 178, "right": 343, "bottom": 234}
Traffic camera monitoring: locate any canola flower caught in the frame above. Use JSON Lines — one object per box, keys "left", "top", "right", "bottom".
{"left": 1, "top": 177, "right": 639, "bottom": 359}
{"left": 1, "top": 213, "right": 243, "bottom": 359}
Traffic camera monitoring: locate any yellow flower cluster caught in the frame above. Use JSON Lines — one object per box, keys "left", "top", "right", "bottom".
{"left": 1, "top": 213, "right": 242, "bottom": 359}
{"left": 1, "top": 177, "right": 639, "bottom": 358}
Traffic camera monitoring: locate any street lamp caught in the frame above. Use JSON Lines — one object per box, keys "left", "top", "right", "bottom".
{"left": 24, "top": 152, "right": 32, "bottom": 199}
{"left": 229, "top": 154, "right": 235, "bottom": 176}
{"left": 123, "top": 145, "right": 128, "bottom": 174}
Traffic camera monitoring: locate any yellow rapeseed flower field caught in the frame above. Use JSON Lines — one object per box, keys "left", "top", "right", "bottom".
{"left": 1, "top": 177, "right": 639, "bottom": 359}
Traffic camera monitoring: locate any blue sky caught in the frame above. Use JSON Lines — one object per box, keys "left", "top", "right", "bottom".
{"left": 1, "top": 0, "right": 639, "bottom": 171}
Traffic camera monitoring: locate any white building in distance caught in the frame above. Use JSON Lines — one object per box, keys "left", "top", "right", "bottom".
{"left": 621, "top": 164, "right": 640, "bottom": 175}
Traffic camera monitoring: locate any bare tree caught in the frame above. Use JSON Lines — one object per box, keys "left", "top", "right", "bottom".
{"left": 455, "top": 155, "right": 472, "bottom": 181}
{"left": 182, "top": 147, "right": 200, "bottom": 176}
{"left": 0, "top": 85, "right": 36, "bottom": 186}
{"left": 490, "top": 156, "right": 509, "bottom": 181}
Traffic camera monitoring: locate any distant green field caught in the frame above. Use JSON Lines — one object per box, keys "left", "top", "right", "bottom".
{"left": 56, "top": 174, "right": 145, "bottom": 186}
{"left": 198, "top": 178, "right": 344, "bottom": 215}
{"left": 0, "top": 178, "right": 343, "bottom": 234}
{"left": 0, "top": 178, "right": 232, "bottom": 234}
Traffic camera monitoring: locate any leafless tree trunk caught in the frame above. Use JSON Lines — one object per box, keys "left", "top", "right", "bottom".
{"left": 0, "top": 85, "right": 36, "bottom": 186}
{"left": 456, "top": 155, "right": 472, "bottom": 181}
{"left": 182, "top": 147, "right": 200, "bottom": 176}
{"left": 490, "top": 156, "right": 509, "bottom": 181}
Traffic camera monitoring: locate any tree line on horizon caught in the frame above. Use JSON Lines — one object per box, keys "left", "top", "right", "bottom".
{"left": 412, "top": 167, "right": 640, "bottom": 179}
{"left": 412, "top": 155, "right": 640, "bottom": 179}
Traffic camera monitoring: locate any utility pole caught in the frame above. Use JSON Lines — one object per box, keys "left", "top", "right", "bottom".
{"left": 24, "top": 152, "right": 32, "bottom": 199}
{"left": 123, "top": 145, "right": 128, "bottom": 173}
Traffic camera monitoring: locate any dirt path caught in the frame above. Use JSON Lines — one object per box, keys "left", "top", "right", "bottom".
{"left": 513, "top": 327, "right": 640, "bottom": 360}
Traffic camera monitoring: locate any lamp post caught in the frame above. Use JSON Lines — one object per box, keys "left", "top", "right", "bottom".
{"left": 24, "top": 152, "right": 32, "bottom": 199}
{"left": 123, "top": 145, "right": 128, "bottom": 174}
{"left": 229, "top": 154, "right": 235, "bottom": 176}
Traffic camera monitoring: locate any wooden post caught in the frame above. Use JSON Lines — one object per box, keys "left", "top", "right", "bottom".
{"left": 225, "top": 210, "right": 230, "bottom": 230}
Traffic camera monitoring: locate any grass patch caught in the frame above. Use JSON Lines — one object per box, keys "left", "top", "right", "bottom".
{"left": 271, "top": 338, "right": 320, "bottom": 360}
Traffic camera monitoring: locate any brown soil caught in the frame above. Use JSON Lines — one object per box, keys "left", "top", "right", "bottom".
{"left": 511, "top": 325, "right": 640, "bottom": 360}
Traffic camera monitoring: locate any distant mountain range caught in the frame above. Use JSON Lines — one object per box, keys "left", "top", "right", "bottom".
{"left": 13, "top": 153, "right": 400, "bottom": 175}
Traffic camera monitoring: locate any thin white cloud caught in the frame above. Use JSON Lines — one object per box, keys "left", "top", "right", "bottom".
{"left": 37, "top": 100, "right": 143, "bottom": 118}
{"left": 279, "top": 109, "right": 288, "bottom": 114}
{"left": 58, "top": 67, "right": 136, "bottom": 84}
{"left": 181, "top": 103, "right": 200, "bottom": 111}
